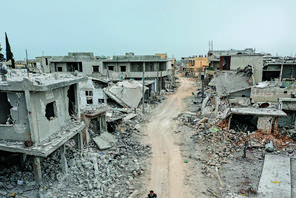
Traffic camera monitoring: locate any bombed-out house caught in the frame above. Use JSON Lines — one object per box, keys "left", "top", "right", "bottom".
{"left": 207, "top": 48, "right": 265, "bottom": 84}
{"left": 203, "top": 49, "right": 292, "bottom": 133}
{"left": 79, "top": 77, "right": 109, "bottom": 107}
{"left": 0, "top": 70, "right": 87, "bottom": 184}
{"left": 36, "top": 52, "right": 103, "bottom": 75}
{"left": 36, "top": 52, "right": 112, "bottom": 107}
{"left": 80, "top": 104, "right": 109, "bottom": 144}
{"left": 102, "top": 52, "right": 170, "bottom": 93}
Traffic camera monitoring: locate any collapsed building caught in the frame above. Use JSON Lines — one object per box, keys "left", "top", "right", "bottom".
{"left": 0, "top": 70, "right": 87, "bottom": 185}
{"left": 202, "top": 49, "right": 296, "bottom": 133}
{"left": 103, "top": 80, "right": 148, "bottom": 108}
{"left": 263, "top": 55, "right": 296, "bottom": 81}
{"left": 0, "top": 63, "right": 155, "bottom": 196}
{"left": 193, "top": 50, "right": 296, "bottom": 197}
{"left": 207, "top": 48, "right": 265, "bottom": 84}
{"left": 35, "top": 52, "right": 174, "bottom": 108}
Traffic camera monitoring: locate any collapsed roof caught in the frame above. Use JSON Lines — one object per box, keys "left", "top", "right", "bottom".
{"left": 103, "top": 80, "right": 148, "bottom": 108}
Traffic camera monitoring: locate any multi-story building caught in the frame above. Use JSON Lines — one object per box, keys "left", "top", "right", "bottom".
{"left": 185, "top": 55, "right": 209, "bottom": 77}
{"left": 0, "top": 70, "right": 87, "bottom": 184}
{"left": 263, "top": 56, "right": 296, "bottom": 82}
{"left": 207, "top": 48, "right": 265, "bottom": 84}
{"left": 36, "top": 52, "right": 103, "bottom": 75}
{"left": 102, "top": 52, "right": 170, "bottom": 92}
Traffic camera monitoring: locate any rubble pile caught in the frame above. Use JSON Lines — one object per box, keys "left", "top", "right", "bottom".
{"left": 248, "top": 130, "right": 294, "bottom": 150}
{"left": 176, "top": 112, "right": 200, "bottom": 127}
{"left": 0, "top": 124, "right": 150, "bottom": 198}
{"left": 183, "top": 116, "right": 296, "bottom": 178}
{"left": 196, "top": 127, "right": 248, "bottom": 177}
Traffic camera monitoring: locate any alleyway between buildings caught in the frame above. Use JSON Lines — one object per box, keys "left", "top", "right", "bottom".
{"left": 143, "top": 77, "right": 196, "bottom": 198}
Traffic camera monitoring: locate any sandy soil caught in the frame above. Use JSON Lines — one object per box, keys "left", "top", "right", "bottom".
{"left": 140, "top": 78, "right": 200, "bottom": 198}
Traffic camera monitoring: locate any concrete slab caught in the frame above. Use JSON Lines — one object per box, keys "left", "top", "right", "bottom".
{"left": 93, "top": 136, "right": 112, "bottom": 150}
{"left": 123, "top": 113, "right": 137, "bottom": 121}
{"left": 100, "top": 132, "right": 116, "bottom": 143}
{"left": 258, "top": 154, "right": 291, "bottom": 198}
{"left": 0, "top": 122, "right": 85, "bottom": 157}
{"left": 93, "top": 132, "right": 116, "bottom": 150}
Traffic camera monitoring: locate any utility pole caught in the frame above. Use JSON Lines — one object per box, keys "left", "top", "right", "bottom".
{"left": 142, "top": 62, "right": 145, "bottom": 114}
{"left": 25, "top": 49, "right": 28, "bottom": 65}
{"left": 25, "top": 49, "right": 29, "bottom": 77}
{"left": 172, "top": 63, "right": 175, "bottom": 87}
{"left": 201, "top": 74, "right": 204, "bottom": 103}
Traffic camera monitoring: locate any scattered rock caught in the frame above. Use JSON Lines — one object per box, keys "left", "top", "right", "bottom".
{"left": 265, "top": 141, "right": 274, "bottom": 152}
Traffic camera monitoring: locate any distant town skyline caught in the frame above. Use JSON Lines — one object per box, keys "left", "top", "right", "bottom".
{"left": 1, "top": 0, "right": 295, "bottom": 60}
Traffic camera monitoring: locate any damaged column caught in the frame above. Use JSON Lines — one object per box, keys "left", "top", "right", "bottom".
{"left": 257, "top": 116, "right": 274, "bottom": 134}
{"left": 33, "top": 157, "right": 43, "bottom": 185}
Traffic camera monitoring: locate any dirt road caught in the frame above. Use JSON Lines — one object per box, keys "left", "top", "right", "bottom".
{"left": 144, "top": 78, "right": 195, "bottom": 198}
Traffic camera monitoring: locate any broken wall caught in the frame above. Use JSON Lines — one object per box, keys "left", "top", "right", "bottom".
{"left": 230, "top": 55, "right": 263, "bottom": 84}
{"left": 278, "top": 99, "right": 296, "bottom": 127}
{"left": 0, "top": 92, "right": 12, "bottom": 124}
{"left": 84, "top": 61, "right": 102, "bottom": 77}
{"left": 50, "top": 62, "right": 67, "bottom": 72}
{"left": 278, "top": 111, "right": 296, "bottom": 127}
{"left": 228, "top": 89, "right": 251, "bottom": 98}
{"left": 80, "top": 79, "right": 106, "bottom": 108}
{"left": 30, "top": 86, "right": 71, "bottom": 143}
{"left": 251, "top": 87, "right": 291, "bottom": 103}
{"left": 0, "top": 91, "right": 31, "bottom": 141}
{"left": 228, "top": 97, "right": 250, "bottom": 107}
{"left": 282, "top": 65, "right": 296, "bottom": 80}
{"left": 257, "top": 116, "right": 274, "bottom": 133}
{"left": 215, "top": 71, "right": 250, "bottom": 97}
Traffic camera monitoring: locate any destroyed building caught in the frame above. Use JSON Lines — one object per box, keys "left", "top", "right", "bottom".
{"left": 81, "top": 104, "right": 109, "bottom": 144}
{"left": 35, "top": 52, "right": 173, "bottom": 107}
{"left": 0, "top": 70, "right": 87, "bottom": 184}
{"left": 102, "top": 52, "right": 170, "bottom": 92}
{"left": 279, "top": 98, "right": 296, "bottom": 127}
{"left": 228, "top": 107, "right": 286, "bottom": 134}
{"left": 79, "top": 77, "right": 108, "bottom": 107}
{"left": 207, "top": 48, "right": 265, "bottom": 84}
{"left": 103, "top": 80, "right": 148, "bottom": 108}
{"left": 35, "top": 52, "right": 103, "bottom": 75}
{"left": 263, "top": 55, "right": 296, "bottom": 82}
{"left": 207, "top": 48, "right": 257, "bottom": 70}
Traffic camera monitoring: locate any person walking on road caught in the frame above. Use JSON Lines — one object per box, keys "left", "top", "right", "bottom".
{"left": 147, "top": 190, "right": 157, "bottom": 198}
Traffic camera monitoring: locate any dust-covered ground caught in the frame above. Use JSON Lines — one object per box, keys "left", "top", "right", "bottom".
{"left": 172, "top": 77, "right": 296, "bottom": 198}
{"left": 135, "top": 77, "right": 296, "bottom": 198}
{"left": 136, "top": 77, "right": 265, "bottom": 198}
{"left": 174, "top": 79, "right": 264, "bottom": 198}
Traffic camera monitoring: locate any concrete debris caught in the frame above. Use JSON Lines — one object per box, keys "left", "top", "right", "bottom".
{"left": 214, "top": 71, "right": 251, "bottom": 97}
{"left": 0, "top": 101, "right": 151, "bottom": 197}
{"left": 0, "top": 122, "right": 151, "bottom": 198}
{"left": 93, "top": 135, "right": 113, "bottom": 150}
{"left": 103, "top": 80, "right": 148, "bottom": 108}
{"left": 123, "top": 113, "right": 137, "bottom": 121}
{"left": 265, "top": 141, "right": 274, "bottom": 152}
{"left": 198, "top": 117, "right": 208, "bottom": 125}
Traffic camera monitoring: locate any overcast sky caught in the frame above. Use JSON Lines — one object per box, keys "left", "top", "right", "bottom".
{"left": 1, "top": 0, "right": 295, "bottom": 60}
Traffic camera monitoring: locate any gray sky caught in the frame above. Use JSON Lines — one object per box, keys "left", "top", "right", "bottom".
{"left": 1, "top": 0, "right": 295, "bottom": 60}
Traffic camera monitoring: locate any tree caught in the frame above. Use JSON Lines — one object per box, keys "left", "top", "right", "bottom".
{"left": 0, "top": 44, "right": 5, "bottom": 62}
